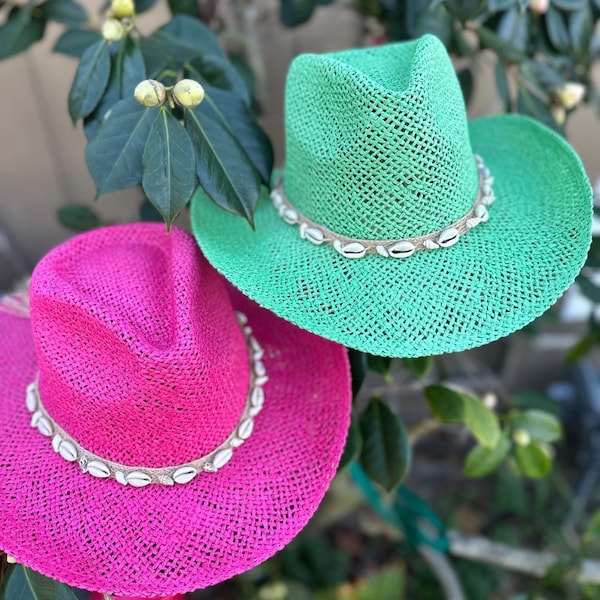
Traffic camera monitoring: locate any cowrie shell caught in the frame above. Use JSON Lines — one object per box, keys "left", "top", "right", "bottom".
{"left": 173, "top": 466, "right": 197, "bottom": 484}
{"left": 388, "top": 241, "right": 415, "bottom": 259}
{"left": 304, "top": 227, "right": 324, "bottom": 245}
{"left": 423, "top": 239, "right": 439, "bottom": 250}
{"left": 376, "top": 245, "right": 389, "bottom": 257}
{"left": 230, "top": 437, "right": 244, "bottom": 448}
{"left": 466, "top": 217, "right": 481, "bottom": 229}
{"left": 37, "top": 417, "right": 53, "bottom": 437}
{"left": 438, "top": 228, "right": 460, "bottom": 248}
{"left": 254, "top": 360, "right": 266, "bottom": 377}
{"left": 282, "top": 208, "right": 299, "bottom": 225}
{"left": 158, "top": 475, "right": 174, "bottom": 486}
{"left": 31, "top": 411, "right": 42, "bottom": 427}
{"left": 235, "top": 311, "right": 248, "bottom": 326}
{"left": 59, "top": 440, "right": 78, "bottom": 462}
{"left": 26, "top": 384, "right": 38, "bottom": 412}
{"left": 88, "top": 460, "right": 110, "bottom": 478}
{"left": 115, "top": 471, "right": 128, "bottom": 485}
{"left": 127, "top": 471, "right": 152, "bottom": 487}
{"left": 52, "top": 434, "right": 62, "bottom": 453}
{"left": 481, "top": 191, "right": 496, "bottom": 206}
{"left": 254, "top": 375, "right": 269, "bottom": 386}
{"left": 249, "top": 405, "right": 262, "bottom": 417}
{"left": 270, "top": 189, "right": 283, "bottom": 208}
{"left": 238, "top": 418, "right": 254, "bottom": 440}
{"left": 337, "top": 241, "right": 366, "bottom": 259}
{"left": 474, "top": 204, "right": 489, "bottom": 222}
{"left": 251, "top": 386, "right": 265, "bottom": 407}
{"left": 212, "top": 448, "right": 233, "bottom": 470}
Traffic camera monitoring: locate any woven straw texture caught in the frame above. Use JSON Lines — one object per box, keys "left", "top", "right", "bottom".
{"left": 191, "top": 38, "right": 592, "bottom": 358}
{"left": 0, "top": 224, "right": 351, "bottom": 597}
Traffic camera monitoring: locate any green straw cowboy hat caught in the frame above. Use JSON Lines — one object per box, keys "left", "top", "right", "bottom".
{"left": 191, "top": 34, "right": 592, "bottom": 358}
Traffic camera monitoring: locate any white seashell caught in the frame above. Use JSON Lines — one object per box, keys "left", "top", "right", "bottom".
{"left": 31, "top": 411, "right": 42, "bottom": 427}
{"left": 481, "top": 191, "right": 496, "bottom": 206}
{"left": 203, "top": 462, "right": 217, "bottom": 472}
{"left": 251, "top": 386, "right": 265, "bottom": 407}
{"left": 388, "top": 241, "right": 416, "bottom": 259}
{"left": 376, "top": 245, "right": 389, "bottom": 257}
{"left": 474, "top": 204, "right": 489, "bottom": 222}
{"left": 230, "top": 437, "right": 244, "bottom": 447}
{"left": 37, "top": 417, "right": 53, "bottom": 437}
{"left": 304, "top": 227, "right": 325, "bottom": 245}
{"left": 466, "top": 217, "right": 482, "bottom": 229}
{"left": 249, "top": 405, "right": 262, "bottom": 417}
{"left": 58, "top": 440, "right": 78, "bottom": 462}
{"left": 282, "top": 208, "right": 299, "bottom": 225}
{"left": 423, "top": 239, "right": 439, "bottom": 250}
{"left": 249, "top": 337, "right": 264, "bottom": 360}
{"left": 173, "top": 466, "right": 197, "bottom": 484}
{"left": 333, "top": 240, "right": 343, "bottom": 253}
{"left": 339, "top": 242, "right": 366, "bottom": 259}
{"left": 474, "top": 154, "right": 483, "bottom": 166}
{"left": 254, "top": 375, "right": 269, "bottom": 386}
{"left": 299, "top": 223, "right": 308, "bottom": 238}
{"left": 127, "top": 471, "right": 152, "bottom": 487}
{"left": 270, "top": 189, "right": 283, "bottom": 208}
{"left": 438, "top": 228, "right": 460, "bottom": 248}
{"left": 52, "top": 434, "right": 62, "bottom": 453}
{"left": 79, "top": 457, "right": 88, "bottom": 473}
{"left": 483, "top": 176, "right": 494, "bottom": 186}
{"left": 212, "top": 448, "right": 233, "bottom": 470}
{"left": 243, "top": 325, "right": 252, "bottom": 336}
{"left": 115, "top": 471, "right": 128, "bottom": 485}
{"left": 26, "top": 384, "right": 38, "bottom": 412}
{"left": 482, "top": 183, "right": 492, "bottom": 196}
{"left": 238, "top": 418, "right": 254, "bottom": 440}
{"left": 235, "top": 311, "right": 247, "bottom": 325}
{"left": 158, "top": 474, "right": 174, "bottom": 486}
{"left": 254, "top": 360, "right": 266, "bottom": 377}
{"left": 481, "top": 166, "right": 491, "bottom": 178}
{"left": 87, "top": 460, "right": 110, "bottom": 478}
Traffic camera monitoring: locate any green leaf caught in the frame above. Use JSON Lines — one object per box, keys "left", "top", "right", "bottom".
{"left": 196, "top": 86, "right": 273, "bottom": 184}
{"left": 444, "top": 0, "right": 487, "bottom": 21}
{"left": 350, "top": 565, "right": 405, "bottom": 600}
{"left": 509, "top": 410, "right": 563, "bottom": 442}
{"left": 495, "top": 58, "right": 511, "bottom": 111}
{"left": 545, "top": 6, "right": 570, "bottom": 52}
{"left": 489, "top": 0, "right": 516, "bottom": 12}
{"left": 464, "top": 434, "right": 512, "bottom": 477}
{"left": 187, "top": 55, "right": 251, "bottom": 105}
{"left": 516, "top": 85, "right": 563, "bottom": 134}
{"left": 139, "top": 36, "right": 171, "bottom": 79}
{"left": 568, "top": 6, "right": 593, "bottom": 55}
{"left": 168, "top": 0, "right": 197, "bottom": 16}
{"left": 476, "top": 26, "right": 526, "bottom": 62}
{"left": 497, "top": 5, "right": 529, "bottom": 52}
{"left": 521, "top": 59, "right": 565, "bottom": 93}
{"left": 367, "top": 355, "right": 393, "bottom": 376}
{"left": 457, "top": 68, "right": 474, "bottom": 106}
{"left": 424, "top": 385, "right": 466, "bottom": 423}
{"left": 577, "top": 274, "right": 600, "bottom": 302}
{"left": 510, "top": 392, "right": 560, "bottom": 415}
{"left": 184, "top": 108, "right": 261, "bottom": 223}
{"left": 0, "top": 6, "right": 46, "bottom": 60}
{"left": 57, "top": 204, "right": 101, "bottom": 231}
{"left": 139, "top": 198, "right": 163, "bottom": 222}
{"left": 68, "top": 40, "right": 111, "bottom": 123}
{"left": 39, "top": 0, "right": 88, "bottom": 25}
{"left": 348, "top": 349, "right": 367, "bottom": 398}
{"left": 567, "top": 332, "right": 600, "bottom": 364}
{"left": 338, "top": 419, "right": 362, "bottom": 471}
{"left": 142, "top": 108, "right": 196, "bottom": 227}
{"left": 134, "top": 0, "right": 157, "bottom": 13}
{"left": 515, "top": 442, "right": 552, "bottom": 478}
{"left": 403, "top": 356, "right": 432, "bottom": 380}
{"left": 3, "top": 564, "right": 78, "bottom": 600}
{"left": 359, "top": 398, "right": 411, "bottom": 491}
{"left": 280, "top": 0, "right": 318, "bottom": 27}
{"left": 411, "top": 2, "right": 453, "bottom": 46}
{"left": 53, "top": 28, "right": 102, "bottom": 57}
{"left": 552, "top": 0, "right": 585, "bottom": 10}
{"left": 85, "top": 97, "right": 154, "bottom": 195}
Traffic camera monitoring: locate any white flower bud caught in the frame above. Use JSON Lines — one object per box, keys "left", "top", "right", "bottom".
{"left": 172, "top": 79, "right": 205, "bottom": 109}
{"left": 134, "top": 80, "right": 167, "bottom": 108}
{"left": 111, "top": 0, "right": 134, "bottom": 18}
{"left": 512, "top": 428, "right": 531, "bottom": 447}
{"left": 102, "top": 18, "right": 125, "bottom": 42}
{"left": 6, "top": 555, "right": 17, "bottom": 564}
{"left": 555, "top": 82, "right": 586, "bottom": 110}
{"left": 529, "top": 0, "right": 549, "bottom": 13}
{"left": 551, "top": 105, "right": 566, "bottom": 126}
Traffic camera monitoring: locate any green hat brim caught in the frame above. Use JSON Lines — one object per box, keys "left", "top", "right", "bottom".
{"left": 191, "top": 114, "right": 592, "bottom": 357}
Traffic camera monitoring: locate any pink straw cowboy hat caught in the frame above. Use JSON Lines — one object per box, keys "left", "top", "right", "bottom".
{"left": 0, "top": 224, "right": 351, "bottom": 597}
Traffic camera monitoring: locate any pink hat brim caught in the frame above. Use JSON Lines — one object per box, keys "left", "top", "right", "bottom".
{"left": 0, "top": 290, "right": 351, "bottom": 597}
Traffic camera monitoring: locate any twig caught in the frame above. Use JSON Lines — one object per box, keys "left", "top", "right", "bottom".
{"left": 448, "top": 530, "right": 600, "bottom": 584}
{"left": 419, "top": 544, "right": 466, "bottom": 600}
{"left": 409, "top": 418, "right": 442, "bottom": 444}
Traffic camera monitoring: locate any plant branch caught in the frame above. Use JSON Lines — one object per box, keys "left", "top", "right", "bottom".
{"left": 448, "top": 530, "right": 600, "bottom": 584}
{"left": 419, "top": 544, "right": 466, "bottom": 600}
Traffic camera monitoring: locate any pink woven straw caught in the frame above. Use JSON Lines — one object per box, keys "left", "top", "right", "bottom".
{"left": 0, "top": 224, "right": 351, "bottom": 597}
{"left": 89, "top": 594, "right": 184, "bottom": 600}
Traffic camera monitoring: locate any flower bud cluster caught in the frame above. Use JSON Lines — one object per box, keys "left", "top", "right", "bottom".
{"left": 102, "top": 0, "right": 135, "bottom": 43}
{"left": 133, "top": 79, "right": 205, "bottom": 110}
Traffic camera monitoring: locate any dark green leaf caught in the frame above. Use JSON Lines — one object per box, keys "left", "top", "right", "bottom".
{"left": 411, "top": 2, "right": 453, "bottom": 46}
{"left": 521, "top": 59, "right": 565, "bottom": 93}
{"left": 403, "top": 356, "right": 432, "bottom": 380}
{"left": 0, "top": 7, "right": 46, "bottom": 60}
{"left": 510, "top": 392, "right": 560, "bottom": 415}
{"left": 566, "top": 332, "right": 600, "bottom": 363}
{"left": 68, "top": 40, "right": 111, "bottom": 123}
{"left": 516, "top": 85, "right": 563, "bottom": 134}
{"left": 3, "top": 564, "right": 78, "bottom": 600}
{"left": 509, "top": 410, "right": 562, "bottom": 442}
{"left": 168, "top": 0, "right": 197, "bottom": 16}
{"left": 134, "top": 0, "right": 157, "bottom": 13}
{"left": 552, "top": 0, "right": 585, "bottom": 10}
{"left": 57, "top": 204, "right": 101, "bottom": 231}
{"left": 577, "top": 274, "right": 600, "bottom": 302}
{"left": 139, "top": 36, "right": 171, "bottom": 79}
{"left": 338, "top": 419, "right": 362, "bottom": 470}
{"left": 359, "top": 398, "right": 411, "bottom": 490}
{"left": 515, "top": 442, "right": 552, "bottom": 478}
{"left": 495, "top": 58, "right": 511, "bottom": 111}
{"left": 142, "top": 109, "right": 196, "bottom": 227}
{"left": 280, "top": 0, "right": 318, "bottom": 26}
{"left": 444, "top": 0, "right": 487, "bottom": 20}
{"left": 152, "top": 15, "right": 225, "bottom": 66}
{"left": 586, "top": 238, "right": 600, "bottom": 268}
{"left": 464, "top": 433, "right": 511, "bottom": 477}
{"left": 367, "top": 355, "right": 393, "bottom": 377}
{"left": 39, "top": 0, "right": 88, "bottom": 26}
{"left": 187, "top": 55, "right": 250, "bottom": 105}
{"left": 53, "top": 29, "right": 102, "bottom": 57}
{"left": 139, "top": 198, "right": 164, "bottom": 222}
{"left": 476, "top": 25, "right": 527, "bottom": 62}
{"left": 85, "top": 97, "right": 154, "bottom": 194}
{"left": 497, "top": 5, "right": 529, "bottom": 52}
{"left": 489, "top": 0, "right": 516, "bottom": 12}
{"left": 545, "top": 6, "right": 570, "bottom": 51}
{"left": 196, "top": 86, "right": 273, "bottom": 184}
{"left": 349, "top": 565, "right": 405, "bottom": 600}
{"left": 184, "top": 108, "right": 261, "bottom": 223}
{"left": 348, "top": 349, "right": 367, "bottom": 398}
{"left": 424, "top": 385, "right": 465, "bottom": 423}
{"left": 457, "top": 68, "right": 474, "bottom": 106}
{"left": 569, "top": 6, "right": 593, "bottom": 55}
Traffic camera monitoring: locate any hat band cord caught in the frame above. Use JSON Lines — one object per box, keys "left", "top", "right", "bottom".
{"left": 24, "top": 311, "right": 268, "bottom": 488}
{"left": 270, "top": 155, "right": 494, "bottom": 258}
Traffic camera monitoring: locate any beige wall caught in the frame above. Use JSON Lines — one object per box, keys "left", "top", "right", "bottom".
{"left": 0, "top": 1, "right": 598, "bottom": 288}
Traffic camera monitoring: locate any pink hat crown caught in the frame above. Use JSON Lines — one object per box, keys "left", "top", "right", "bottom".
{"left": 29, "top": 224, "right": 249, "bottom": 467}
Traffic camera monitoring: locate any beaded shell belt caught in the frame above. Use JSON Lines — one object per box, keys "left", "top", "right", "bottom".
{"left": 271, "top": 155, "right": 494, "bottom": 258}
{"left": 26, "top": 311, "right": 267, "bottom": 487}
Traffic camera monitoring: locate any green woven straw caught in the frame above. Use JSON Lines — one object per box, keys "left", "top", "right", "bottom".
{"left": 191, "top": 35, "right": 592, "bottom": 358}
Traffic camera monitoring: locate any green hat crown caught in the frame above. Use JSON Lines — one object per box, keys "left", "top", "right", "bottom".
{"left": 283, "top": 35, "right": 479, "bottom": 240}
